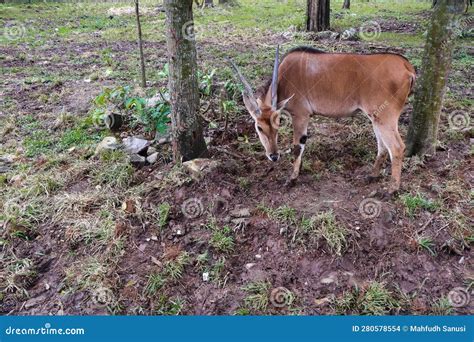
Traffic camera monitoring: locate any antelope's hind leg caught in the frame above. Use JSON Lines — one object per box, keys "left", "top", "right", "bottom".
{"left": 367, "top": 124, "right": 389, "bottom": 183}
{"left": 376, "top": 120, "right": 405, "bottom": 196}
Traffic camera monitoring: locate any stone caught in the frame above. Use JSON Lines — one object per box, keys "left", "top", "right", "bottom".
{"left": 320, "top": 272, "right": 338, "bottom": 284}
{"left": 341, "top": 28, "right": 359, "bottom": 41}
{"left": 147, "top": 146, "right": 157, "bottom": 155}
{"left": 123, "top": 136, "right": 151, "bottom": 155}
{"left": 129, "top": 154, "right": 146, "bottom": 165}
{"left": 313, "top": 30, "right": 340, "bottom": 40}
{"left": 146, "top": 152, "right": 159, "bottom": 164}
{"left": 245, "top": 263, "right": 255, "bottom": 270}
{"left": 229, "top": 208, "right": 251, "bottom": 218}
{"left": 183, "top": 158, "right": 219, "bottom": 180}
{"left": 94, "top": 137, "right": 120, "bottom": 155}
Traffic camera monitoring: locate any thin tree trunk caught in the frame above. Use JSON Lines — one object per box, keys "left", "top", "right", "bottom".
{"left": 406, "top": 0, "right": 464, "bottom": 156}
{"left": 342, "top": 0, "right": 350, "bottom": 9}
{"left": 164, "top": 0, "right": 208, "bottom": 162}
{"left": 134, "top": 0, "right": 146, "bottom": 88}
{"left": 306, "top": 0, "right": 330, "bottom": 32}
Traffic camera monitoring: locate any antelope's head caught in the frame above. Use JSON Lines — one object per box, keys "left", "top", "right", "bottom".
{"left": 229, "top": 46, "right": 292, "bottom": 162}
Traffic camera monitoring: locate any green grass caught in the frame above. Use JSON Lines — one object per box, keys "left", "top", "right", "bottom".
{"left": 400, "top": 192, "right": 439, "bottom": 217}
{"left": 242, "top": 281, "right": 271, "bottom": 312}
{"left": 335, "top": 282, "right": 399, "bottom": 315}
{"left": 154, "top": 295, "right": 185, "bottom": 315}
{"left": 92, "top": 150, "right": 134, "bottom": 189}
{"left": 156, "top": 202, "right": 171, "bottom": 230}
{"left": 299, "top": 211, "right": 348, "bottom": 256}
{"left": 23, "top": 131, "right": 54, "bottom": 157}
{"left": 417, "top": 235, "right": 436, "bottom": 256}
{"left": 207, "top": 220, "right": 235, "bottom": 253}
{"left": 431, "top": 296, "right": 453, "bottom": 315}
{"left": 144, "top": 273, "right": 166, "bottom": 296}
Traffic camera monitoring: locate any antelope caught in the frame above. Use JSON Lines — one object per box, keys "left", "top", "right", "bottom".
{"left": 229, "top": 46, "right": 416, "bottom": 196}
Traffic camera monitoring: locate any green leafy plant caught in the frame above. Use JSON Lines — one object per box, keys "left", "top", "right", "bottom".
{"left": 199, "top": 69, "right": 216, "bottom": 96}
{"left": 89, "top": 79, "right": 171, "bottom": 134}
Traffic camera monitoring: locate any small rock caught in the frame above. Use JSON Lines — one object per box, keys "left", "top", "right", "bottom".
{"left": 123, "top": 136, "right": 151, "bottom": 155}
{"left": 340, "top": 28, "right": 358, "bottom": 41}
{"left": 183, "top": 158, "right": 219, "bottom": 180}
{"left": 245, "top": 263, "right": 255, "bottom": 270}
{"left": 202, "top": 272, "right": 210, "bottom": 282}
{"left": 313, "top": 30, "right": 340, "bottom": 40}
{"left": 146, "top": 152, "right": 159, "bottom": 164}
{"left": 314, "top": 297, "right": 331, "bottom": 306}
{"left": 129, "top": 154, "right": 146, "bottom": 165}
{"left": 158, "top": 137, "right": 170, "bottom": 145}
{"left": 255, "top": 254, "right": 262, "bottom": 260}
{"left": 95, "top": 137, "right": 120, "bottom": 155}
{"left": 151, "top": 256, "right": 162, "bottom": 267}
{"left": 172, "top": 226, "right": 186, "bottom": 236}
{"left": 229, "top": 208, "right": 251, "bottom": 218}
{"left": 151, "top": 235, "right": 158, "bottom": 241}
{"left": 320, "top": 272, "right": 337, "bottom": 284}
{"left": 24, "top": 295, "right": 46, "bottom": 309}
{"left": 147, "top": 146, "right": 157, "bottom": 156}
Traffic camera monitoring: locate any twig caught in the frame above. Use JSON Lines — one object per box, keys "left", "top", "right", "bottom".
{"left": 213, "top": 146, "right": 246, "bottom": 160}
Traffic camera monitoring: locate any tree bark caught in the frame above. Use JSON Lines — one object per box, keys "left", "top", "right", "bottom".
{"left": 306, "top": 0, "right": 330, "bottom": 32}
{"left": 406, "top": 0, "right": 464, "bottom": 156}
{"left": 342, "top": 0, "right": 350, "bottom": 9}
{"left": 134, "top": 0, "right": 146, "bottom": 88}
{"left": 164, "top": 0, "right": 208, "bottom": 162}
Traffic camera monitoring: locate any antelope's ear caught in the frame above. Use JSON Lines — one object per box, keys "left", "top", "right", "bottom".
{"left": 270, "top": 111, "right": 280, "bottom": 129}
{"left": 277, "top": 94, "right": 294, "bottom": 111}
{"left": 243, "top": 94, "right": 261, "bottom": 119}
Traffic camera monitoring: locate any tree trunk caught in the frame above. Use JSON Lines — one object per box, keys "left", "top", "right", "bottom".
{"left": 306, "top": 0, "right": 330, "bottom": 32}
{"left": 406, "top": 0, "right": 464, "bottom": 156}
{"left": 342, "top": 0, "right": 350, "bottom": 9}
{"left": 164, "top": 0, "right": 208, "bottom": 162}
{"left": 134, "top": 0, "right": 146, "bottom": 88}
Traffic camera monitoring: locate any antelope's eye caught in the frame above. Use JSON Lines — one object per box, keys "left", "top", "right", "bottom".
{"left": 257, "top": 126, "right": 263, "bottom": 132}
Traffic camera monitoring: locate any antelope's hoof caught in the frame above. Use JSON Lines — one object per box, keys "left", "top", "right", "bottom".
{"left": 285, "top": 178, "right": 297, "bottom": 188}
{"left": 365, "top": 175, "right": 381, "bottom": 184}
{"left": 381, "top": 189, "right": 399, "bottom": 201}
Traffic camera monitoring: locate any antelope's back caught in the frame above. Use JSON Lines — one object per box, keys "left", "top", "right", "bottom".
{"left": 278, "top": 48, "right": 415, "bottom": 115}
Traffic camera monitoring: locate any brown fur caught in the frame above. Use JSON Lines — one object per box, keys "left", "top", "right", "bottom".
{"left": 251, "top": 46, "right": 416, "bottom": 194}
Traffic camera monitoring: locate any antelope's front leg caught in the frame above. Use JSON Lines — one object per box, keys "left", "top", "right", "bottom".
{"left": 290, "top": 135, "right": 307, "bottom": 181}
{"left": 285, "top": 113, "right": 309, "bottom": 186}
